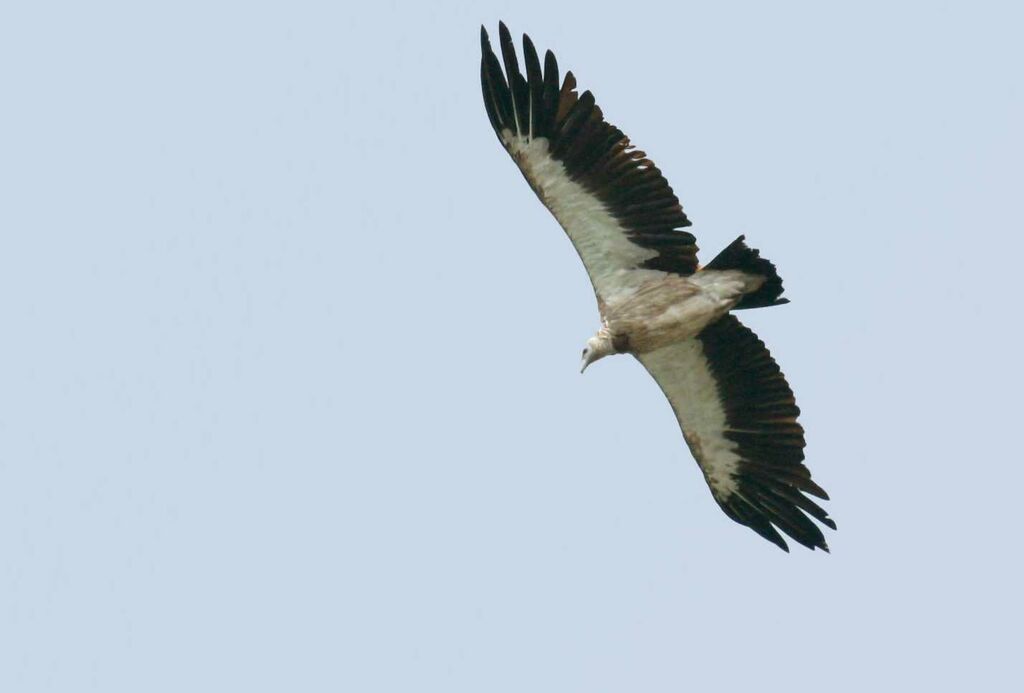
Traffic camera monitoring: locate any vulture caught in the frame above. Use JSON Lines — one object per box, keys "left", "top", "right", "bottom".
{"left": 480, "top": 23, "right": 836, "bottom": 552}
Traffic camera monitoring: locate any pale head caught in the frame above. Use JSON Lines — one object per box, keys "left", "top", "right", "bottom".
{"left": 580, "top": 333, "right": 614, "bottom": 373}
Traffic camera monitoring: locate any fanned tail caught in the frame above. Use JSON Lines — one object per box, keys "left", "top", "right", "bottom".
{"left": 704, "top": 235, "right": 788, "bottom": 310}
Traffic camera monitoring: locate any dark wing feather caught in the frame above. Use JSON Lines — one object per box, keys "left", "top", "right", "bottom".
{"left": 481, "top": 24, "right": 699, "bottom": 300}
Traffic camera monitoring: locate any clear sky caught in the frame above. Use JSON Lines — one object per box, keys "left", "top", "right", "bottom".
{"left": 2, "top": 1, "right": 1022, "bottom": 690}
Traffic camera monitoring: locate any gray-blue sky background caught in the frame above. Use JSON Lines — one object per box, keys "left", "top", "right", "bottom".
{"left": 2, "top": 1, "right": 1022, "bottom": 690}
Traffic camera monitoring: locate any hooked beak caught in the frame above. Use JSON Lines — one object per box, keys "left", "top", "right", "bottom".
{"left": 580, "top": 354, "right": 594, "bottom": 374}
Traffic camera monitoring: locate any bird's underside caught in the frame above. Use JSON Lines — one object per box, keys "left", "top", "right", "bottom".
{"left": 480, "top": 23, "right": 835, "bottom": 552}
{"left": 598, "top": 269, "right": 768, "bottom": 354}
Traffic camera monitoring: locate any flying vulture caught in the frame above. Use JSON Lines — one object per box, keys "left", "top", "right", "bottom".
{"left": 480, "top": 23, "right": 835, "bottom": 552}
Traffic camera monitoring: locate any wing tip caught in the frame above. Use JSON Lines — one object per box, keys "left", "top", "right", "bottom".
{"left": 498, "top": 20, "right": 513, "bottom": 48}
{"left": 747, "top": 500, "right": 834, "bottom": 553}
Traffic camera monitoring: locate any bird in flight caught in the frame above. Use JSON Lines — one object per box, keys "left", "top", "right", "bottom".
{"left": 480, "top": 23, "right": 835, "bottom": 551}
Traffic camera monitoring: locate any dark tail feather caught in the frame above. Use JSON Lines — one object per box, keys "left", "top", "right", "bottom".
{"left": 704, "top": 235, "right": 788, "bottom": 310}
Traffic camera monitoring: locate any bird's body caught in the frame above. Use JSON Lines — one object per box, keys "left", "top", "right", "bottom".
{"left": 598, "top": 270, "right": 764, "bottom": 354}
{"left": 481, "top": 23, "right": 835, "bottom": 551}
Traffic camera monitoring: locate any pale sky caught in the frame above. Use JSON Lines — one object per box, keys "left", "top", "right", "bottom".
{"left": 2, "top": 1, "right": 1022, "bottom": 691}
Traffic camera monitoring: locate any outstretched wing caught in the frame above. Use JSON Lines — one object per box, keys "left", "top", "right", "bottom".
{"left": 480, "top": 23, "right": 698, "bottom": 303}
{"left": 636, "top": 315, "right": 835, "bottom": 551}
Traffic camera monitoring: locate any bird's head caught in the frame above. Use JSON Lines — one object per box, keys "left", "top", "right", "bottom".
{"left": 580, "top": 334, "right": 614, "bottom": 373}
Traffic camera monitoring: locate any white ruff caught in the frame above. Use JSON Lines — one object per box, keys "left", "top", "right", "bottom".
{"left": 504, "top": 132, "right": 665, "bottom": 302}
{"left": 637, "top": 340, "right": 741, "bottom": 499}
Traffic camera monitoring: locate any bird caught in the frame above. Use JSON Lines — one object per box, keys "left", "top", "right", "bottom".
{"left": 480, "top": 23, "right": 835, "bottom": 552}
